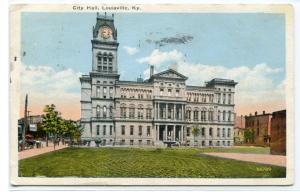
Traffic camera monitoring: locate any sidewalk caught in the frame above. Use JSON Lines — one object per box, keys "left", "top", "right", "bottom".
{"left": 200, "top": 152, "right": 286, "bottom": 167}
{"left": 19, "top": 142, "right": 68, "bottom": 160}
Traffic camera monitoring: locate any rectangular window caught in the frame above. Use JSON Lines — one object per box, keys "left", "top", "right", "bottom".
{"left": 147, "top": 126, "right": 151, "bottom": 136}
{"left": 146, "top": 109, "right": 152, "bottom": 119}
{"left": 227, "top": 128, "right": 231, "bottom": 137}
{"left": 209, "top": 128, "right": 213, "bottom": 136}
{"left": 160, "top": 88, "right": 164, "bottom": 96}
{"left": 138, "top": 126, "right": 142, "bottom": 136}
{"left": 103, "top": 87, "right": 107, "bottom": 98}
{"left": 222, "top": 128, "right": 225, "bottom": 137}
{"left": 103, "top": 125, "right": 106, "bottom": 135}
{"left": 110, "top": 125, "right": 113, "bottom": 135}
{"left": 227, "top": 141, "right": 230, "bottom": 146}
{"left": 130, "top": 126, "right": 134, "bottom": 135}
{"left": 109, "top": 87, "right": 113, "bottom": 98}
{"left": 217, "top": 128, "right": 220, "bottom": 137}
{"left": 147, "top": 140, "right": 151, "bottom": 145}
{"left": 228, "top": 94, "right": 231, "bottom": 104}
{"left": 129, "top": 108, "right": 135, "bottom": 119}
{"left": 223, "top": 141, "right": 225, "bottom": 146}
{"left": 96, "top": 125, "right": 100, "bottom": 135}
{"left": 223, "top": 93, "right": 226, "bottom": 104}
{"left": 121, "top": 139, "right": 125, "bottom": 145}
{"left": 187, "top": 128, "right": 190, "bottom": 137}
{"left": 202, "top": 140, "right": 205, "bottom": 146}
{"left": 138, "top": 140, "right": 142, "bottom": 145}
{"left": 130, "top": 140, "right": 134, "bottom": 145}
{"left": 228, "top": 111, "right": 231, "bottom": 121}
{"left": 194, "top": 111, "right": 199, "bottom": 121}
{"left": 120, "top": 107, "right": 126, "bottom": 118}
{"left": 96, "top": 86, "right": 100, "bottom": 97}
{"left": 175, "top": 89, "right": 179, "bottom": 97}
{"left": 138, "top": 108, "right": 144, "bottom": 119}
{"left": 201, "top": 127, "right": 205, "bottom": 137}
{"left": 121, "top": 125, "right": 125, "bottom": 135}
{"left": 209, "top": 140, "right": 213, "bottom": 146}
{"left": 217, "top": 141, "right": 220, "bottom": 146}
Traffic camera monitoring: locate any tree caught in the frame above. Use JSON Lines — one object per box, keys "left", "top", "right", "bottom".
{"left": 41, "top": 104, "right": 60, "bottom": 148}
{"left": 191, "top": 126, "right": 200, "bottom": 147}
{"left": 244, "top": 128, "right": 254, "bottom": 144}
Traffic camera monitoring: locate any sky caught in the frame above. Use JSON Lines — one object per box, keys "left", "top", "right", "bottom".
{"left": 20, "top": 12, "right": 286, "bottom": 120}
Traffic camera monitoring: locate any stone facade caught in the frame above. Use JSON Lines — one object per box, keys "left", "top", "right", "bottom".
{"left": 80, "top": 14, "right": 238, "bottom": 147}
{"left": 270, "top": 110, "right": 286, "bottom": 155}
{"left": 245, "top": 111, "right": 272, "bottom": 146}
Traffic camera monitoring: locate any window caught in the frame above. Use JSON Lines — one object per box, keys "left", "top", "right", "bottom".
{"left": 201, "top": 111, "right": 206, "bottom": 121}
{"left": 187, "top": 128, "right": 191, "bottom": 137}
{"left": 227, "top": 141, "right": 230, "bottom": 146}
{"left": 202, "top": 140, "right": 205, "bottom": 146}
{"left": 223, "top": 93, "right": 226, "bottom": 104}
{"left": 139, "top": 140, "right": 142, "bottom": 145}
{"left": 103, "top": 106, "right": 107, "bottom": 118}
{"left": 175, "top": 89, "right": 179, "bottom": 97}
{"left": 96, "top": 105, "right": 100, "bottom": 118}
{"left": 121, "top": 139, "right": 125, "bottom": 145}
{"left": 228, "top": 94, "right": 231, "bottom": 104}
{"left": 217, "top": 141, "right": 220, "bottom": 146}
{"left": 103, "top": 87, "right": 107, "bottom": 98}
{"left": 168, "top": 89, "right": 172, "bottom": 96}
{"left": 130, "top": 125, "right": 134, "bottom": 135}
{"left": 209, "top": 128, "right": 213, "bottom": 136}
{"left": 130, "top": 140, "right": 134, "bottom": 145}
{"left": 129, "top": 107, "right": 135, "bottom": 119}
{"left": 186, "top": 109, "right": 191, "bottom": 120}
{"left": 201, "top": 127, "right": 205, "bottom": 137}
{"left": 109, "top": 106, "right": 113, "bottom": 118}
{"left": 96, "top": 125, "right": 100, "bottom": 135}
{"left": 222, "top": 141, "right": 225, "bottom": 146}
{"left": 208, "top": 111, "right": 213, "bottom": 121}
{"left": 96, "top": 86, "right": 100, "bottom": 97}
{"left": 223, "top": 111, "right": 226, "bottom": 121}
{"left": 194, "top": 110, "right": 199, "bottom": 121}
{"left": 257, "top": 128, "right": 259, "bottom": 136}
{"left": 120, "top": 106, "right": 126, "bottom": 118}
{"left": 228, "top": 111, "right": 231, "bottom": 121}
{"left": 109, "top": 87, "right": 113, "bottom": 98}
{"left": 218, "top": 110, "right": 220, "bottom": 121}
{"left": 217, "top": 128, "right": 220, "bottom": 137}
{"left": 97, "top": 53, "right": 102, "bottom": 71}
{"left": 121, "top": 125, "right": 125, "bottom": 135}
{"left": 103, "top": 125, "right": 106, "bottom": 135}
{"left": 147, "top": 126, "right": 151, "bottom": 136}
{"left": 146, "top": 108, "right": 152, "bottom": 119}
{"left": 110, "top": 125, "right": 113, "bottom": 135}
{"left": 209, "top": 140, "right": 213, "bottom": 146}
{"left": 160, "top": 88, "right": 164, "bottom": 96}
{"left": 138, "top": 106, "right": 144, "bottom": 119}
{"left": 147, "top": 140, "right": 151, "bottom": 145}
{"left": 138, "top": 126, "right": 142, "bottom": 136}
{"left": 217, "top": 93, "right": 221, "bottom": 103}
{"left": 222, "top": 128, "right": 225, "bottom": 137}
{"left": 227, "top": 128, "right": 231, "bottom": 137}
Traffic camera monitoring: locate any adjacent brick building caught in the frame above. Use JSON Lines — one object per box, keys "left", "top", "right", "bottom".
{"left": 270, "top": 110, "right": 286, "bottom": 155}
{"left": 234, "top": 115, "right": 245, "bottom": 144}
{"left": 245, "top": 111, "right": 272, "bottom": 146}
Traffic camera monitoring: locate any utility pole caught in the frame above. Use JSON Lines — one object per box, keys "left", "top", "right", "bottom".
{"left": 22, "top": 94, "right": 28, "bottom": 151}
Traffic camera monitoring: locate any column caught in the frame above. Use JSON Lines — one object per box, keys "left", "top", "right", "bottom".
{"left": 181, "top": 104, "right": 184, "bottom": 120}
{"left": 165, "top": 125, "right": 168, "bottom": 141}
{"left": 173, "top": 126, "right": 175, "bottom": 141}
{"left": 180, "top": 126, "right": 183, "bottom": 142}
{"left": 166, "top": 103, "right": 168, "bottom": 119}
{"left": 173, "top": 104, "right": 176, "bottom": 120}
{"left": 158, "top": 103, "right": 160, "bottom": 119}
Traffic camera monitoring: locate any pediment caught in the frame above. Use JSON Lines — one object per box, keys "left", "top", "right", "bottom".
{"left": 153, "top": 69, "right": 188, "bottom": 80}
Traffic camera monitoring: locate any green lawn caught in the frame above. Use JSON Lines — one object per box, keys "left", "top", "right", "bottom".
{"left": 19, "top": 147, "right": 285, "bottom": 178}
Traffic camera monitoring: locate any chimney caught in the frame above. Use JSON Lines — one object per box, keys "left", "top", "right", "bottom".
{"left": 150, "top": 65, "right": 154, "bottom": 77}
{"left": 255, "top": 111, "right": 257, "bottom": 116}
{"left": 263, "top": 110, "right": 265, "bottom": 115}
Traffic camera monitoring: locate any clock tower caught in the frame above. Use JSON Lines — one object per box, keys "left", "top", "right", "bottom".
{"left": 80, "top": 13, "right": 119, "bottom": 140}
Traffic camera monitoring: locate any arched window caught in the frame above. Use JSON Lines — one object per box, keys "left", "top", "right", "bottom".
{"left": 96, "top": 105, "right": 100, "bottom": 117}
{"left": 120, "top": 104, "right": 126, "bottom": 118}
{"left": 193, "top": 108, "right": 199, "bottom": 121}
{"left": 109, "top": 106, "right": 113, "bottom": 118}
{"left": 201, "top": 108, "right": 207, "bottom": 121}
{"left": 103, "top": 106, "right": 107, "bottom": 118}
{"left": 186, "top": 107, "right": 191, "bottom": 120}
{"left": 138, "top": 104, "right": 144, "bottom": 119}
{"left": 129, "top": 104, "right": 135, "bottom": 119}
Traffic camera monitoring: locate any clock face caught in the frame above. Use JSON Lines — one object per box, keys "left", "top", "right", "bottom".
{"left": 100, "top": 26, "right": 112, "bottom": 39}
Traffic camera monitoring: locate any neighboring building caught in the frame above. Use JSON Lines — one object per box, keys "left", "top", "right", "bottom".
{"left": 18, "top": 115, "right": 43, "bottom": 140}
{"left": 270, "top": 110, "right": 286, "bottom": 155}
{"left": 80, "top": 14, "right": 238, "bottom": 147}
{"left": 245, "top": 111, "right": 272, "bottom": 146}
{"left": 234, "top": 115, "right": 245, "bottom": 144}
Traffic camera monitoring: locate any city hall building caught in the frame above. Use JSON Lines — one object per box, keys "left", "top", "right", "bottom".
{"left": 80, "top": 14, "right": 238, "bottom": 147}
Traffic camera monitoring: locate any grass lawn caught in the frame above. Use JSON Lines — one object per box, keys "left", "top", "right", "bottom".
{"left": 19, "top": 147, "right": 285, "bottom": 178}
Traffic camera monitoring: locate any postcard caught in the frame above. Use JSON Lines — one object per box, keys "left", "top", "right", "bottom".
{"left": 10, "top": 4, "right": 294, "bottom": 185}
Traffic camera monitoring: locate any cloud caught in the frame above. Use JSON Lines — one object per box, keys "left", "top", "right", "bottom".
{"left": 145, "top": 34, "right": 194, "bottom": 47}
{"left": 139, "top": 49, "right": 285, "bottom": 114}
{"left": 137, "top": 49, "right": 185, "bottom": 66}
{"left": 20, "top": 63, "right": 82, "bottom": 119}
{"left": 123, "top": 46, "right": 139, "bottom": 55}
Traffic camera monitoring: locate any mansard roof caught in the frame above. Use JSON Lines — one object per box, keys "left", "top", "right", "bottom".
{"left": 149, "top": 68, "right": 188, "bottom": 81}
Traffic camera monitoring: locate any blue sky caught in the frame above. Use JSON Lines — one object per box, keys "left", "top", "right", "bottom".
{"left": 20, "top": 12, "right": 286, "bottom": 119}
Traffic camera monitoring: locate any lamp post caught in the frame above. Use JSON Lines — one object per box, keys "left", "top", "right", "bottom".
{"left": 22, "top": 94, "right": 28, "bottom": 151}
